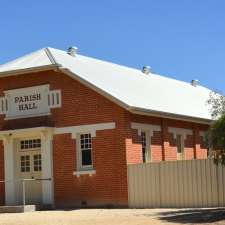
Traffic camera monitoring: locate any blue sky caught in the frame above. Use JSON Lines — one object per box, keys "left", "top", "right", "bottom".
{"left": 0, "top": 0, "right": 224, "bottom": 92}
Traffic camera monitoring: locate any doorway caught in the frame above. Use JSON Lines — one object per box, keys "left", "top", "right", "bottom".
{"left": 16, "top": 138, "right": 42, "bottom": 205}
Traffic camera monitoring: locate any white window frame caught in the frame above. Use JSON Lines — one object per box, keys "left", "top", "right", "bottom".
{"left": 131, "top": 123, "right": 161, "bottom": 164}
{"left": 140, "top": 130, "right": 151, "bottom": 163}
{"left": 168, "top": 127, "right": 192, "bottom": 161}
{"left": 76, "top": 133, "right": 93, "bottom": 171}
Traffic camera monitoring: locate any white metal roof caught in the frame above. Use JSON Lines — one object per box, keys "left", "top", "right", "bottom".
{"left": 0, "top": 47, "right": 212, "bottom": 122}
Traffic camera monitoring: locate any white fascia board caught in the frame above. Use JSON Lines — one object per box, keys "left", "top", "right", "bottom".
{"left": 0, "top": 65, "right": 60, "bottom": 78}
{"left": 130, "top": 107, "right": 212, "bottom": 125}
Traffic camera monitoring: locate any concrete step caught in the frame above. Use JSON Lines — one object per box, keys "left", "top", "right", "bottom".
{"left": 0, "top": 204, "right": 53, "bottom": 213}
{"left": 0, "top": 205, "right": 36, "bottom": 213}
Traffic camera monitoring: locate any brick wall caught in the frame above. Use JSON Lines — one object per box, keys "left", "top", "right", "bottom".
{"left": 0, "top": 70, "right": 209, "bottom": 207}
{"left": 53, "top": 129, "right": 128, "bottom": 208}
{"left": 0, "top": 70, "right": 129, "bottom": 207}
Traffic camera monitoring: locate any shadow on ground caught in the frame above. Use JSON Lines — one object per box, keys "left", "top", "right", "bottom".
{"left": 157, "top": 208, "right": 225, "bottom": 224}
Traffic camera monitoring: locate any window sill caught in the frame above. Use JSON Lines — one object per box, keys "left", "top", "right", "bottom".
{"left": 73, "top": 170, "right": 96, "bottom": 177}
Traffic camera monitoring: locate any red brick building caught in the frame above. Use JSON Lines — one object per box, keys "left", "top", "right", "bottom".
{"left": 0, "top": 47, "right": 211, "bottom": 208}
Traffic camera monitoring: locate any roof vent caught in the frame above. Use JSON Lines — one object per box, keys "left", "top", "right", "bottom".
{"left": 142, "top": 65, "right": 151, "bottom": 75}
{"left": 191, "top": 79, "right": 199, "bottom": 87}
{"left": 67, "top": 46, "right": 78, "bottom": 57}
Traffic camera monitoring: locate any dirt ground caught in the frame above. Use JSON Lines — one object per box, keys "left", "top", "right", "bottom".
{"left": 0, "top": 208, "right": 224, "bottom": 225}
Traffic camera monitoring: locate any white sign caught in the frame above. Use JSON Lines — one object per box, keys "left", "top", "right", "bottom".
{"left": 4, "top": 85, "right": 50, "bottom": 120}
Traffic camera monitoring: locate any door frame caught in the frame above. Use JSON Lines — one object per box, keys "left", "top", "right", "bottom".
{"left": 0, "top": 127, "right": 54, "bottom": 206}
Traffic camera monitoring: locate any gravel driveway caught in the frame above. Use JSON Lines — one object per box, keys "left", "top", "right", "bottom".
{"left": 0, "top": 208, "right": 224, "bottom": 225}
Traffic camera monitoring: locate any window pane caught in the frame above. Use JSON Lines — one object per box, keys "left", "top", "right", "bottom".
{"left": 80, "top": 133, "right": 92, "bottom": 167}
{"left": 20, "top": 139, "right": 41, "bottom": 150}
{"left": 33, "top": 154, "right": 42, "bottom": 171}
{"left": 82, "top": 150, "right": 92, "bottom": 166}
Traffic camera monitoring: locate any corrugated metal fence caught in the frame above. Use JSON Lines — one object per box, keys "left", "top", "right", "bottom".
{"left": 128, "top": 159, "right": 225, "bottom": 208}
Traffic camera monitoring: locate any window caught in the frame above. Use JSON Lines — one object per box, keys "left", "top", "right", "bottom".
{"left": 33, "top": 154, "right": 42, "bottom": 171}
{"left": 141, "top": 131, "right": 147, "bottom": 163}
{"left": 141, "top": 131, "right": 151, "bottom": 163}
{"left": 176, "top": 134, "right": 184, "bottom": 160}
{"left": 20, "top": 155, "right": 30, "bottom": 172}
{"left": 48, "top": 90, "right": 61, "bottom": 108}
{"left": 20, "top": 139, "right": 41, "bottom": 150}
{"left": 79, "top": 133, "right": 92, "bottom": 169}
{"left": 176, "top": 135, "right": 183, "bottom": 153}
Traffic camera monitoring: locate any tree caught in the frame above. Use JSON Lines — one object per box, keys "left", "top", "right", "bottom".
{"left": 207, "top": 91, "right": 225, "bottom": 164}
{"left": 207, "top": 91, "right": 225, "bottom": 119}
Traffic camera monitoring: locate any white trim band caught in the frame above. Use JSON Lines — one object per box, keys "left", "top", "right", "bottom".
{"left": 73, "top": 170, "right": 96, "bottom": 177}
{"left": 54, "top": 122, "right": 116, "bottom": 139}
{"left": 131, "top": 122, "right": 161, "bottom": 136}
{"left": 168, "top": 127, "right": 193, "bottom": 139}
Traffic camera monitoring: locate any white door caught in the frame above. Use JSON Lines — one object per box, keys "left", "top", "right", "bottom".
{"left": 17, "top": 139, "right": 42, "bottom": 205}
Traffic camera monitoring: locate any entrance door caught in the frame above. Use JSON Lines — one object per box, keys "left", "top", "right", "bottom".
{"left": 17, "top": 139, "right": 42, "bottom": 205}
